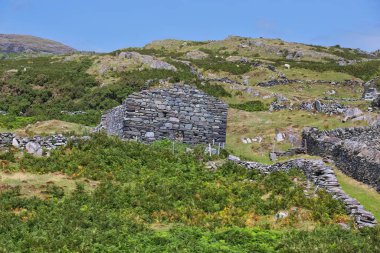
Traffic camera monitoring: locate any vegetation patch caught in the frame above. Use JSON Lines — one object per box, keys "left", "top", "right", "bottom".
{"left": 14, "top": 120, "right": 90, "bottom": 137}
{"left": 0, "top": 171, "right": 98, "bottom": 199}
{"left": 334, "top": 168, "right": 380, "bottom": 220}
{"left": 230, "top": 100, "right": 268, "bottom": 112}
{"left": 0, "top": 134, "right": 378, "bottom": 251}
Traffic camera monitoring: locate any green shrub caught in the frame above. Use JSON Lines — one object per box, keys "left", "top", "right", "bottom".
{"left": 0, "top": 134, "right": 376, "bottom": 252}
{"left": 229, "top": 100, "right": 268, "bottom": 112}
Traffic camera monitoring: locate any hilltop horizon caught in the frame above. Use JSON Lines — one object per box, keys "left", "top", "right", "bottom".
{"left": 1, "top": 33, "right": 379, "bottom": 55}
{"left": 1, "top": 0, "right": 379, "bottom": 52}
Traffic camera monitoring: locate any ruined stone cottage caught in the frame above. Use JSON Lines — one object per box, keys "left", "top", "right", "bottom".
{"left": 95, "top": 85, "right": 228, "bottom": 144}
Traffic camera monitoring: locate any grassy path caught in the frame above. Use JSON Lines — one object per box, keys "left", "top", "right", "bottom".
{"left": 334, "top": 169, "right": 380, "bottom": 220}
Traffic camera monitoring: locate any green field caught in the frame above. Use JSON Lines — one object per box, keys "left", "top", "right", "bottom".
{"left": 335, "top": 169, "right": 380, "bottom": 220}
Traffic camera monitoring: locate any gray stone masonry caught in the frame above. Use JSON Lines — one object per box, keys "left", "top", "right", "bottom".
{"left": 0, "top": 133, "right": 90, "bottom": 149}
{"left": 95, "top": 84, "right": 228, "bottom": 144}
{"left": 228, "top": 155, "right": 377, "bottom": 228}
{"left": 302, "top": 126, "right": 380, "bottom": 192}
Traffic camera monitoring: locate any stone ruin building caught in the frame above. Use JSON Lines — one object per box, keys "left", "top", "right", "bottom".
{"left": 95, "top": 85, "right": 228, "bottom": 144}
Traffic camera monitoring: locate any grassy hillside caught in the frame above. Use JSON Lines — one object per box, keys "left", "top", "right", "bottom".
{"left": 0, "top": 36, "right": 379, "bottom": 251}
{"left": 0, "top": 134, "right": 379, "bottom": 252}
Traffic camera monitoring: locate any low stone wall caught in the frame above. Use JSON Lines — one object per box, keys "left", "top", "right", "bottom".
{"left": 258, "top": 79, "right": 362, "bottom": 87}
{"left": 0, "top": 133, "right": 14, "bottom": 148}
{"left": 0, "top": 133, "right": 89, "bottom": 155}
{"left": 269, "top": 147, "right": 306, "bottom": 161}
{"left": 302, "top": 126, "right": 380, "bottom": 192}
{"left": 228, "top": 155, "right": 377, "bottom": 228}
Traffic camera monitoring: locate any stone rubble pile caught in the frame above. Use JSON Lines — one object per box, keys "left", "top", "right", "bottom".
{"left": 299, "top": 100, "right": 347, "bottom": 115}
{"left": 228, "top": 155, "right": 378, "bottom": 228}
{"left": 0, "top": 133, "right": 90, "bottom": 156}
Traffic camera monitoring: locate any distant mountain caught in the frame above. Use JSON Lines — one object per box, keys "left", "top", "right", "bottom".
{"left": 0, "top": 34, "right": 76, "bottom": 54}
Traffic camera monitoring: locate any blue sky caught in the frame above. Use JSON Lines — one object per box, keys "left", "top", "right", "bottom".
{"left": 0, "top": 0, "right": 379, "bottom": 52}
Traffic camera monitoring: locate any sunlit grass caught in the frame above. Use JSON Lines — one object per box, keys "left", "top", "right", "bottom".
{"left": 334, "top": 168, "right": 380, "bottom": 220}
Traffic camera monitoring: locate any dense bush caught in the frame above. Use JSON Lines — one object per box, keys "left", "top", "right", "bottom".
{"left": 279, "top": 226, "right": 380, "bottom": 253}
{"left": 230, "top": 100, "right": 268, "bottom": 112}
{"left": 0, "top": 115, "right": 37, "bottom": 129}
{"left": 196, "top": 82, "right": 232, "bottom": 98}
{"left": 0, "top": 56, "right": 198, "bottom": 126}
{"left": 374, "top": 78, "right": 380, "bottom": 89}
{"left": 0, "top": 134, "right": 378, "bottom": 251}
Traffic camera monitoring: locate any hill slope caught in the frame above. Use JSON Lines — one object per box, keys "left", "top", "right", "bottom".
{"left": 0, "top": 34, "right": 76, "bottom": 54}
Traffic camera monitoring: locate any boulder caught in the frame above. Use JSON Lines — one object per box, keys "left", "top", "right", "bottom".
{"left": 269, "top": 152, "right": 277, "bottom": 161}
{"left": 275, "top": 132, "right": 285, "bottom": 142}
{"left": 275, "top": 212, "right": 288, "bottom": 219}
{"left": 185, "top": 50, "right": 209, "bottom": 60}
{"left": 343, "top": 108, "right": 363, "bottom": 122}
{"left": 145, "top": 132, "right": 155, "bottom": 138}
{"left": 314, "top": 100, "right": 322, "bottom": 112}
{"left": 12, "top": 138, "right": 20, "bottom": 148}
{"left": 25, "top": 142, "right": 43, "bottom": 157}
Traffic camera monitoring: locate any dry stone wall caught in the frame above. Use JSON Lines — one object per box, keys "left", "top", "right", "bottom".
{"left": 96, "top": 85, "right": 228, "bottom": 144}
{"left": 302, "top": 126, "right": 380, "bottom": 192}
{"left": 228, "top": 155, "right": 377, "bottom": 228}
{"left": 0, "top": 133, "right": 89, "bottom": 156}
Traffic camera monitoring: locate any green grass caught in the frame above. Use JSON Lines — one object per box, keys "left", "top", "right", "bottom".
{"left": 264, "top": 83, "right": 363, "bottom": 100}
{"left": 334, "top": 169, "right": 380, "bottom": 220}
{"left": 0, "top": 115, "right": 37, "bottom": 130}
{"left": 226, "top": 109, "right": 368, "bottom": 163}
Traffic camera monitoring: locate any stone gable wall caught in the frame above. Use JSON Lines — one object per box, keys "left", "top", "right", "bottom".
{"left": 96, "top": 85, "right": 228, "bottom": 144}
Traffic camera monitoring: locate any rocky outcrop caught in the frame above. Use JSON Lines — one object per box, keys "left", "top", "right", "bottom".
{"left": 228, "top": 155, "right": 377, "bottom": 228}
{"left": 95, "top": 85, "right": 228, "bottom": 144}
{"left": 185, "top": 50, "right": 209, "bottom": 60}
{"left": 119, "top": 52, "right": 177, "bottom": 71}
{"left": 302, "top": 126, "right": 380, "bottom": 192}
{"left": 0, "top": 34, "right": 76, "bottom": 54}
